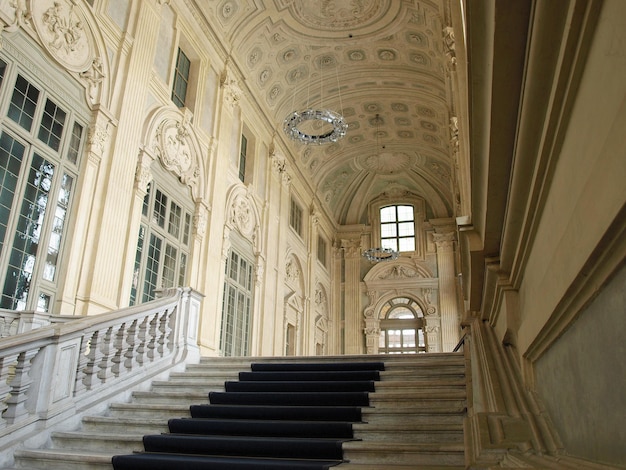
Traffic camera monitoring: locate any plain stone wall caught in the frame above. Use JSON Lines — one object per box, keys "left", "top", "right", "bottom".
{"left": 534, "top": 262, "right": 626, "bottom": 466}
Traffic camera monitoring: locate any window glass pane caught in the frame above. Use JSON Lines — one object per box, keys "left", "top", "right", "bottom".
{"left": 66, "top": 121, "right": 83, "bottom": 164}
{"left": 381, "top": 239, "right": 397, "bottom": 251}
{"left": 37, "top": 292, "right": 51, "bottom": 313}
{"left": 153, "top": 189, "right": 167, "bottom": 228}
{"left": 171, "top": 49, "right": 190, "bottom": 108}
{"left": 142, "top": 233, "right": 162, "bottom": 302}
{"left": 1, "top": 155, "right": 55, "bottom": 310}
{"left": 168, "top": 201, "right": 181, "bottom": 238}
{"left": 129, "top": 225, "right": 146, "bottom": 306}
{"left": 398, "top": 237, "right": 415, "bottom": 252}
{"left": 0, "top": 59, "right": 6, "bottom": 89}
{"left": 239, "top": 134, "right": 247, "bottom": 182}
{"left": 388, "top": 306, "right": 415, "bottom": 319}
{"left": 38, "top": 98, "right": 67, "bottom": 151}
{"left": 397, "top": 205, "right": 414, "bottom": 221}
{"left": 381, "top": 223, "right": 397, "bottom": 238}
{"left": 43, "top": 173, "right": 73, "bottom": 281}
{"left": 161, "top": 243, "right": 177, "bottom": 288}
{"left": 182, "top": 212, "right": 191, "bottom": 245}
{"left": 229, "top": 251, "right": 239, "bottom": 281}
{"left": 0, "top": 133, "right": 26, "bottom": 255}
{"left": 178, "top": 252, "right": 187, "bottom": 287}
{"left": 380, "top": 206, "right": 396, "bottom": 223}
{"left": 141, "top": 182, "right": 151, "bottom": 217}
{"left": 398, "top": 221, "right": 415, "bottom": 236}
{"left": 402, "top": 329, "right": 416, "bottom": 347}
{"left": 8, "top": 75, "right": 40, "bottom": 131}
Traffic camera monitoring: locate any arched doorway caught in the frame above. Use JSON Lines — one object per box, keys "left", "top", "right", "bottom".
{"left": 378, "top": 297, "right": 426, "bottom": 354}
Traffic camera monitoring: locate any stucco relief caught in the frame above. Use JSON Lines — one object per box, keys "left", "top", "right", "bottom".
{"left": 361, "top": 151, "right": 411, "bottom": 174}
{"left": 290, "top": 0, "right": 386, "bottom": 31}
{"left": 230, "top": 195, "right": 255, "bottom": 238}
{"left": 285, "top": 258, "right": 301, "bottom": 284}
{"left": 154, "top": 112, "right": 200, "bottom": 195}
{"left": 32, "top": 0, "right": 93, "bottom": 72}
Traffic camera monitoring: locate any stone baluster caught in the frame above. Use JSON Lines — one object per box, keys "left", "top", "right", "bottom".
{"left": 111, "top": 322, "right": 127, "bottom": 377}
{"left": 155, "top": 309, "right": 167, "bottom": 357}
{"left": 0, "top": 354, "right": 18, "bottom": 427}
{"left": 83, "top": 330, "right": 103, "bottom": 390}
{"left": 146, "top": 313, "right": 158, "bottom": 361}
{"left": 3, "top": 348, "right": 38, "bottom": 423}
{"left": 123, "top": 319, "right": 139, "bottom": 372}
{"left": 73, "top": 333, "right": 91, "bottom": 396}
{"left": 135, "top": 314, "right": 150, "bottom": 366}
{"left": 97, "top": 326, "right": 117, "bottom": 382}
{"left": 157, "top": 307, "right": 174, "bottom": 357}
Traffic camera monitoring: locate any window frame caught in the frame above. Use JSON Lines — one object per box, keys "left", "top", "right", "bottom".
{"left": 369, "top": 196, "right": 426, "bottom": 258}
{"left": 0, "top": 59, "right": 87, "bottom": 312}
{"left": 289, "top": 197, "right": 304, "bottom": 238}
{"left": 129, "top": 169, "right": 194, "bottom": 306}
{"left": 171, "top": 47, "right": 191, "bottom": 108}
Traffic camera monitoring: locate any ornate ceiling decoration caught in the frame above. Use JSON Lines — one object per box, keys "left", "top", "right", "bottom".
{"left": 193, "top": 0, "right": 454, "bottom": 224}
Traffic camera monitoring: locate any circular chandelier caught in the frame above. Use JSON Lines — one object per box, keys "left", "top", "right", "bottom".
{"left": 363, "top": 247, "right": 400, "bottom": 262}
{"left": 283, "top": 109, "right": 347, "bottom": 144}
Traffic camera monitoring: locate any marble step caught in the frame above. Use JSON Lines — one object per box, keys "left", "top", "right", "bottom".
{"left": 81, "top": 415, "right": 168, "bottom": 434}
{"left": 50, "top": 431, "right": 142, "bottom": 454}
{"left": 343, "top": 441, "right": 466, "bottom": 466}
{"left": 11, "top": 449, "right": 113, "bottom": 470}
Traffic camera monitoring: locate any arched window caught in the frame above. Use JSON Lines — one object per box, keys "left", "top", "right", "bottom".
{"left": 379, "top": 297, "right": 426, "bottom": 354}
{"left": 380, "top": 205, "right": 415, "bottom": 252}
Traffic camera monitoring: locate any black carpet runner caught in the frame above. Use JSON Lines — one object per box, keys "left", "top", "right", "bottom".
{"left": 112, "top": 360, "right": 384, "bottom": 470}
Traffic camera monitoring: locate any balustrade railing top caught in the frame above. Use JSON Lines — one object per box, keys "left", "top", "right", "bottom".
{"left": 0, "top": 287, "right": 202, "bottom": 465}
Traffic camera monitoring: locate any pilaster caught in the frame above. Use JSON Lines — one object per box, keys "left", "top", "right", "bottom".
{"left": 341, "top": 238, "right": 363, "bottom": 354}
{"left": 434, "top": 230, "right": 461, "bottom": 351}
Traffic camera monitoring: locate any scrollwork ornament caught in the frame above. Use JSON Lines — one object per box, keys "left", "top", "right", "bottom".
{"left": 193, "top": 207, "right": 207, "bottom": 237}
{"left": 135, "top": 160, "right": 152, "bottom": 193}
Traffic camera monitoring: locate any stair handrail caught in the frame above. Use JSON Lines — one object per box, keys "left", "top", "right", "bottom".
{"left": 0, "top": 287, "right": 202, "bottom": 464}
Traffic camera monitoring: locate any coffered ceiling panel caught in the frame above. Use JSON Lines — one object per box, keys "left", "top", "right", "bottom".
{"left": 192, "top": 0, "right": 455, "bottom": 225}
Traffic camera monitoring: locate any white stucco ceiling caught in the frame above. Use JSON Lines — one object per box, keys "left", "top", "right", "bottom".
{"left": 193, "top": 0, "right": 455, "bottom": 224}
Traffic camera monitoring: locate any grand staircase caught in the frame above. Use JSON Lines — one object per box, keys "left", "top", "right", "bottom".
{"left": 7, "top": 353, "right": 467, "bottom": 469}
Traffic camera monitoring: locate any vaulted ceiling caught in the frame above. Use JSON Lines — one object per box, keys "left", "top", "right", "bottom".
{"left": 193, "top": 1, "right": 457, "bottom": 225}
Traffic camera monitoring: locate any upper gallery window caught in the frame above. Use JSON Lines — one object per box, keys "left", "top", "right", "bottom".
{"left": 317, "top": 235, "right": 328, "bottom": 267}
{"left": 238, "top": 133, "right": 247, "bottom": 182}
{"left": 380, "top": 205, "right": 415, "bottom": 252}
{"left": 289, "top": 197, "right": 303, "bottom": 237}
{"left": 171, "top": 48, "right": 190, "bottom": 108}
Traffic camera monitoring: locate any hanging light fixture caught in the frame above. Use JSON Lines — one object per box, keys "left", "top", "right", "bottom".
{"left": 363, "top": 114, "right": 399, "bottom": 263}
{"left": 363, "top": 247, "right": 400, "bottom": 262}
{"left": 283, "top": 49, "right": 347, "bottom": 145}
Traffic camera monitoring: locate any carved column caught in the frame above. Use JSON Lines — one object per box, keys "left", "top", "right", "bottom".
{"left": 342, "top": 239, "right": 363, "bottom": 354}
{"left": 363, "top": 290, "right": 380, "bottom": 354}
{"left": 434, "top": 231, "right": 460, "bottom": 351}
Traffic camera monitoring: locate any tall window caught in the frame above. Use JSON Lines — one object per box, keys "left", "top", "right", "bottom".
{"left": 289, "top": 198, "right": 303, "bottom": 237}
{"left": 0, "top": 63, "right": 85, "bottom": 312}
{"left": 220, "top": 249, "right": 254, "bottom": 356}
{"left": 317, "top": 235, "right": 327, "bottom": 267}
{"left": 379, "top": 297, "right": 426, "bottom": 354}
{"left": 238, "top": 134, "right": 247, "bottom": 182}
{"left": 171, "top": 48, "right": 190, "bottom": 108}
{"left": 129, "top": 179, "right": 192, "bottom": 305}
{"left": 380, "top": 205, "right": 415, "bottom": 252}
